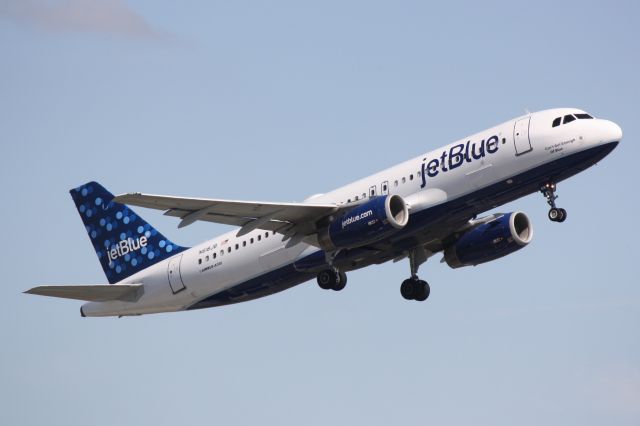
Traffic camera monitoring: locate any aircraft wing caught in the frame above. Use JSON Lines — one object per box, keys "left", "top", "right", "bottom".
{"left": 25, "top": 284, "right": 144, "bottom": 302}
{"left": 113, "top": 192, "right": 339, "bottom": 240}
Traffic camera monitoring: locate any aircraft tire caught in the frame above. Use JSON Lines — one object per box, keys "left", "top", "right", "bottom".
{"left": 414, "top": 280, "right": 430, "bottom": 301}
{"left": 557, "top": 208, "right": 567, "bottom": 222}
{"left": 333, "top": 271, "right": 347, "bottom": 291}
{"left": 317, "top": 270, "right": 336, "bottom": 290}
{"left": 400, "top": 279, "right": 416, "bottom": 300}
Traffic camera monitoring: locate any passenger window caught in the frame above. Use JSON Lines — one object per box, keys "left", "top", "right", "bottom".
{"left": 243, "top": 241, "right": 247, "bottom": 247}
{"left": 227, "top": 247, "right": 231, "bottom": 253}
{"left": 258, "top": 235, "right": 262, "bottom": 241}
{"left": 563, "top": 115, "right": 576, "bottom": 124}
{"left": 220, "top": 250, "right": 224, "bottom": 256}
{"left": 347, "top": 199, "right": 351, "bottom": 203}
{"left": 382, "top": 184, "right": 387, "bottom": 191}
{"left": 575, "top": 113, "right": 593, "bottom": 119}
{"left": 402, "top": 177, "right": 406, "bottom": 184}
{"left": 417, "top": 171, "right": 421, "bottom": 177}
{"left": 250, "top": 238, "right": 254, "bottom": 244}
{"left": 265, "top": 232, "right": 269, "bottom": 238}
{"left": 235, "top": 243, "right": 239, "bottom": 250}
{"left": 552, "top": 117, "right": 561, "bottom": 127}
{"left": 362, "top": 193, "right": 366, "bottom": 198}
{"left": 355, "top": 196, "right": 359, "bottom": 201}
{"left": 213, "top": 253, "right": 217, "bottom": 259}
{"left": 205, "top": 255, "right": 209, "bottom": 262}
{"left": 394, "top": 180, "right": 398, "bottom": 187}
{"left": 409, "top": 174, "right": 413, "bottom": 180}
{"left": 370, "top": 189, "right": 375, "bottom": 196}
{"left": 198, "top": 258, "right": 202, "bottom": 265}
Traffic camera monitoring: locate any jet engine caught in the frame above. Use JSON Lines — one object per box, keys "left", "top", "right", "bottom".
{"left": 318, "top": 194, "right": 409, "bottom": 251}
{"left": 444, "top": 212, "right": 533, "bottom": 268}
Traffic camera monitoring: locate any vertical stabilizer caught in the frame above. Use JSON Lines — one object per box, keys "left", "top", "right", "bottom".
{"left": 70, "top": 181, "right": 188, "bottom": 283}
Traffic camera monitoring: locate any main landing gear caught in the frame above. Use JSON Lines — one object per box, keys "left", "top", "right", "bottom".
{"left": 400, "top": 278, "right": 430, "bottom": 301}
{"left": 317, "top": 250, "right": 347, "bottom": 291}
{"left": 541, "top": 182, "right": 567, "bottom": 223}
{"left": 317, "top": 268, "right": 347, "bottom": 291}
{"left": 316, "top": 247, "right": 432, "bottom": 302}
{"left": 400, "top": 248, "right": 430, "bottom": 302}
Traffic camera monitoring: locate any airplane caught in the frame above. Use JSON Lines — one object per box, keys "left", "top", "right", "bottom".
{"left": 25, "top": 108, "right": 622, "bottom": 317}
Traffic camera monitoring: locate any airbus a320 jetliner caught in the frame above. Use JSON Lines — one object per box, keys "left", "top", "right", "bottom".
{"left": 26, "top": 108, "right": 621, "bottom": 317}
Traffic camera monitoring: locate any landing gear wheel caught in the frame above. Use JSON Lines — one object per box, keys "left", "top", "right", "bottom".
{"left": 317, "top": 269, "right": 347, "bottom": 291}
{"left": 317, "top": 269, "right": 336, "bottom": 290}
{"left": 414, "top": 280, "right": 430, "bottom": 302}
{"left": 401, "top": 249, "right": 431, "bottom": 301}
{"left": 333, "top": 272, "right": 347, "bottom": 291}
{"left": 557, "top": 208, "right": 567, "bottom": 223}
{"left": 400, "top": 279, "right": 416, "bottom": 300}
{"left": 542, "top": 182, "right": 567, "bottom": 223}
{"left": 400, "top": 278, "right": 430, "bottom": 301}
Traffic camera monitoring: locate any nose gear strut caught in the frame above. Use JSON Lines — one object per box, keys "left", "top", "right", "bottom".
{"left": 541, "top": 182, "right": 567, "bottom": 222}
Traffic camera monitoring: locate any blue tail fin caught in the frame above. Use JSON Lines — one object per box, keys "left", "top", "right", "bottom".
{"left": 70, "top": 181, "right": 188, "bottom": 284}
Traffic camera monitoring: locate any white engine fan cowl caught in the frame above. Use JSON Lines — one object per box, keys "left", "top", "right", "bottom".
{"left": 385, "top": 194, "right": 409, "bottom": 229}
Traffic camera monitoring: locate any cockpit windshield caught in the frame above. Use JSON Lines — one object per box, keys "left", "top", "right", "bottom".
{"left": 575, "top": 113, "right": 593, "bottom": 120}
{"left": 552, "top": 112, "right": 594, "bottom": 128}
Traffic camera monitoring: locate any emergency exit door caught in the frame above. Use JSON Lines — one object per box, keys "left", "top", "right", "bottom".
{"left": 380, "top": 181, "right": 389, "bottom": 195}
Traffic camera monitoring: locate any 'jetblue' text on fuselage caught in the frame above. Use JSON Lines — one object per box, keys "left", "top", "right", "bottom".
{"left": 420, "top": 135, "right": 500, "bottom": 188}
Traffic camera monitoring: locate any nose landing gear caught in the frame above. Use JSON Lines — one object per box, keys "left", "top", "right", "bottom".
{"left": 541, "top": 182, "right": 567, "bottom": 222}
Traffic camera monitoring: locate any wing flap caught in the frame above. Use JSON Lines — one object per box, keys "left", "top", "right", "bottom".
{"left": 25, "top": 284, "right": 144, "bottom": 302}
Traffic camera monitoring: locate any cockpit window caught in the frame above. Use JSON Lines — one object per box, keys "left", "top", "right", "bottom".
{"left": 553, "top": 112, "right": 594, "bottom": 128}
{"left": 575, "top": 113, "right": 593, "bottom": 119}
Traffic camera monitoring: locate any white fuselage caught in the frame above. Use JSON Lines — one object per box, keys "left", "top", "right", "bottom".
{"left": 81, "top": 108, "right": 622, "bottom": 316}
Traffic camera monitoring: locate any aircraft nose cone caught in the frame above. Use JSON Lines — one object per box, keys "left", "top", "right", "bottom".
{"left": 603, "top": 120, "right": 623, "bottom": 143}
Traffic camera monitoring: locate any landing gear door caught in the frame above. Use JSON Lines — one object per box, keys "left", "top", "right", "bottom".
{"left": 167, "top": 254, "right": 186, "bottom": 294}
{"left": 514, "top": 117, "right": 533, "bottom": 156}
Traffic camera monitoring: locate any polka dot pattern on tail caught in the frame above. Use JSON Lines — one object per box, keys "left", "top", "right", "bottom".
{"left": 69, "top": 181, "right": 188, "bottom": 284}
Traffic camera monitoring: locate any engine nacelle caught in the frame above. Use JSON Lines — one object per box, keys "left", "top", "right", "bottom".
{"left": 318, "top": 194, "right": 409, "bottom": 251}
{"left": 444, "top": 212, "right": 533, "bottom": 268}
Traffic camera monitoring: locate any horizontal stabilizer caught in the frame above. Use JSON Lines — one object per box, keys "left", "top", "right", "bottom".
{"left": 25, "top": 284, "right": 144, "bottom": 302}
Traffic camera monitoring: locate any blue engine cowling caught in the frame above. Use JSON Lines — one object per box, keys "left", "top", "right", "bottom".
{"left": 318, "top": 194, "right": 409, "bottom": 250}
{"left": 444, "top": 212, "right": 533, "bottom": 268}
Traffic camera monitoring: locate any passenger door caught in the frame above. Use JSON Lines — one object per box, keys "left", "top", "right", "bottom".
{"left": 513, "top": 117, "right": 533, "bottom": 155}
{"left": 167, "top": 254, "right": 186, "bottom": 294}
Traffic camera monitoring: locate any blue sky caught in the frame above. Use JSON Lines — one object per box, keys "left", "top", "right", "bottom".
{"left": 1, "top": 1, "right": 639, "bottom": 425}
